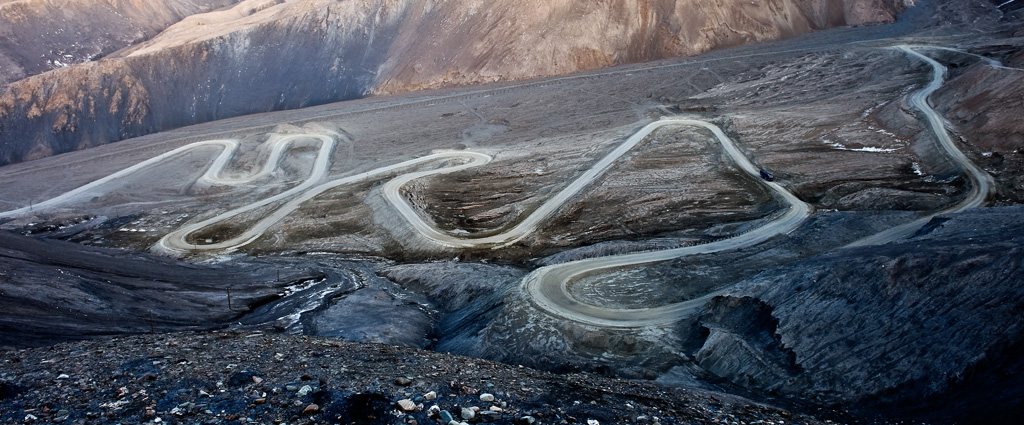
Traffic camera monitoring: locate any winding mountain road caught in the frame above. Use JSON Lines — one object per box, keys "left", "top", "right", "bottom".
{"left": 0, "top": 43, "right": 996, "bottom": 330}
{"left": 383, "top": 118, "right": 793, "bottom": 249}
{"left": 847, "top": 46, "right": 995, "bottom": 247}
{"left": 520, "top": 120, "right": 811, "bottom": 328}
{"left": 157, "top": 150, "right": 492, "bottom": 253}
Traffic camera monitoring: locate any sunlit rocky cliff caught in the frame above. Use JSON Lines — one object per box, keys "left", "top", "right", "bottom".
{"left": 0, "top": 0, "right": 908, "bottom": 165}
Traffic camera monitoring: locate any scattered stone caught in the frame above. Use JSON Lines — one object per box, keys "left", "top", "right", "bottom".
{"left": 297, "top": 385, "right": 312, "bottom": 396}
{"left": 478, "top": 410, "right": 502, "bottom": 422}
{"left": 440, "top": 410, "right": 455, "bottom": 423}
{"left": 519, "top": 416, "right": 536, "bottom": 425}
{"left": 424, "top": 391, "right": 437, "bottom": 400}
{"left": 461, "top": 407, "right": 476, "bottom": 420}
{"left": 252, "top": 376, "right": 263, "bottom": 384}
{"left": 302, "top": 404, "right": 320, "bottom": 415}
{"left": 285, "top": 385, "right": 298, "bottom": 392}
{"left": 587, "top": 420, "right": 600, "bottom": 425}
{"left": 398, "top": 399, "right": 417, "bottom": 412}
{"left": 395, "top": 377, "right": 413, "bottom": 386}
{"left": 55, "top": 374, "right": 69, "bottom": 380}
{"left": 254, "top": 398, "right": 266, "bottom": 405}
{"left": 489, "top": 406, "right": 503, "bottom": 413}
{"left": 428, "top": 405, "right": 441, "bottom": 417}
{"left": 480, "top": 393, "right": 495, "bottom": 402}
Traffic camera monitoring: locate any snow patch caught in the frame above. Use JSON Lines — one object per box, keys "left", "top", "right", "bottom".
{"left": 821, "top": 138, "right": 899, "bottom": 153}
{"left": 911, "top": 162, "right": 925, "bottom": 176}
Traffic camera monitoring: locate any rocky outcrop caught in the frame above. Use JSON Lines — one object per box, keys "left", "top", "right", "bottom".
{"left": 689, "top": 205, "right": 1024, "bottom": 422}
{"left": 0, "top": 0, "right": 243, "bottom": 85}
{"left": 0, "top": 0, "right": 908, "bottom": 165}
{"left": 0, "top": 230, "right": 320, "bottom": 349}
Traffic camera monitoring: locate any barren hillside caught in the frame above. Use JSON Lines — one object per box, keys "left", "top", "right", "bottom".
{"left": 0, "top": 0, "right": 243, "bottom": 85}
{"left": 0, "top": 0, "right": 907, "bottom": 165}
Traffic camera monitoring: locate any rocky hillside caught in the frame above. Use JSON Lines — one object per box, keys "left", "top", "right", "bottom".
{"left": 688, "top": 205, "right": 1024, "bottom": 424}
{"left": 0, "top": 0, "right": 908, "bottom": 165}
{"left": 0, "top": 0, "right": 243, "bottom": 85}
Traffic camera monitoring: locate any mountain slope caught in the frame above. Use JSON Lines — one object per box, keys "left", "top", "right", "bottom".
{"left": 0, "top": 0, "right": 907, "bottom": 165}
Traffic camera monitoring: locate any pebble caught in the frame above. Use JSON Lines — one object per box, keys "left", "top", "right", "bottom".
{"left": 56, "top": 374, "right": 70, "bottom": 380}
{"left": 428, "top": 405, "right": 441, "bottom": 417}
{"left": 252, "top": 376, "right": 263, "bottom": 384}
{"left": 587, "top": 420, "right": 600, "bottom": 425}
{"left": 285, "top": 385, "right": 298, "bottom": 392}
{"left": 520, "top": 416, "right": 537, "bottom": 425}
{"left": 297, "top": 385, "right": 312, "bottom": 396}
{"left": 424, "top": 391, "right": 437, "bottom": 400}
{"left": 478, "top": 410, "right": 502, "bottom": 422}
{"left": 461, "top": 407, "right": 476, "bottom": 420}
{"left": 398, "top": 399, "right": 417, "bottom": 412}
{"left": 480, "top": 393, "right": 495, "bottom": 402}
{"left": 301, "top": 404, "right": 320, "bottom": 415}
{"left": 440, "top": 410, "right": 455, "bottom": 423}
{"left": 395, "top": 377, "right": 413, "bottom": 386}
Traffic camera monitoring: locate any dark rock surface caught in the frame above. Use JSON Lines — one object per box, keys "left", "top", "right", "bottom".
{"left": 686, "top": 205, "right": 1024, "bottom": 424}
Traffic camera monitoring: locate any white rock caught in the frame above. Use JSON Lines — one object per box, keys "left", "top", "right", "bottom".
{"left": 424, "top": 391, "right": 438, "bottom": 400}
{"left": 397, "top": 399, "right": 416, "bottom": 412}
{"left": 480, "top": 393, "right": 495, "bottom": 402}
{"left": 461, "top": 407, "right": 475, "bottom": 420}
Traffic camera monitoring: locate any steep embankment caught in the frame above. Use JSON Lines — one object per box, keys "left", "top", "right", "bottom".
{"left": 0, "top": 0, "right": 243, "bottom": 85}
{"left": 687, "top": 205, "right": 1024, "bottom": 423}
{"left": 0, "top": 0, "right": 907, "bottom": 165}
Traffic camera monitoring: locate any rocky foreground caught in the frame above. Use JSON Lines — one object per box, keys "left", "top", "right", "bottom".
{"left": 0, "top": 331, "right": 844, "bottom": 425}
